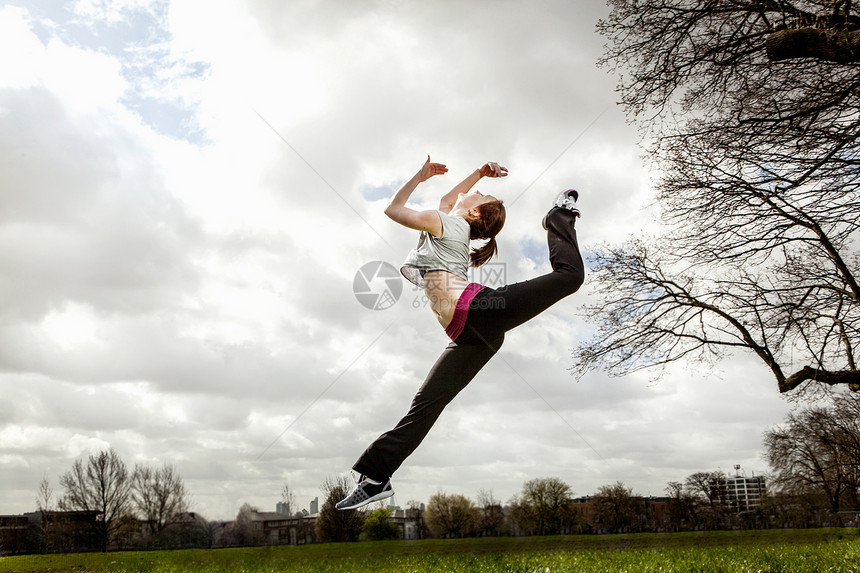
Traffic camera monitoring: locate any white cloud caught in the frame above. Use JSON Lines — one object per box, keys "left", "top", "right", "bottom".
{"left": 40, "top": 301, "right": 100, "bottom": 350}
{"left": 0, "top": 7, "right": 126, "bottom": 110}
{"left": 0, "top": 6, "right": 46, "bottom": 89}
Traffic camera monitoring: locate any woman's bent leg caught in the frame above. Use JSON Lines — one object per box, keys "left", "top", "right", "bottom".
{"left": 352, "top": 335, "right": 504, "bottom": 481}
{"left": 466, "top": 208, "right": 584, "bottom": 337}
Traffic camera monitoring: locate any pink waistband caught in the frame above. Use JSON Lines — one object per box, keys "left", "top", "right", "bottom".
{"left": 444, "top": 283, "right": 486, "bottom": 341}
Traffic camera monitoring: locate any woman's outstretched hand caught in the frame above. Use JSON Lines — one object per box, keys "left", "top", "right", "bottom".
{"left": 418, "top": 155, "right": 448, "bottom": 182}
{"left": 479, "top": 161, "right": 508, "bottom": 178}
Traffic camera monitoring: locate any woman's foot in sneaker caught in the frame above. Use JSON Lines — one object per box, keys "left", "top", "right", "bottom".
{"left": 335, "top": 476, "right": 394, "bottom": 511}
{"left": 543, "top": 189, "right": 580, "bottom": 230}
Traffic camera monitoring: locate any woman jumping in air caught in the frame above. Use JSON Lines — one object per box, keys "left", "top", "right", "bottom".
{"left": 337, "top": 157, "right": 584, "bottom": 510}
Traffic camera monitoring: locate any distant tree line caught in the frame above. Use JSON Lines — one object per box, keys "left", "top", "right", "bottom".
{"left": 2, "top": 392, "right": 857, "bottom": 555}
{"left": 1, "top": 449, "right": 203, "bottom": 555}
{"left": 312, "top": 393, "right": 859, "bottom": 542}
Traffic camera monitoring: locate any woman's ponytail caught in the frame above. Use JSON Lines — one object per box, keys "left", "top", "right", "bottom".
{"left": 468, "top": 199, "right": 505, "bottom": 267}
{"left": 470, "top": 237, "right": 498, "bottom": 267}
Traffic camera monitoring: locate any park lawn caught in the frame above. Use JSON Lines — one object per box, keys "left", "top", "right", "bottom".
{"left": 0, "top": 528, "right": 857, "bottom": 572}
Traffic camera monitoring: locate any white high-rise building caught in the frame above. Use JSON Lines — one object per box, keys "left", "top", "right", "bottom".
{"left": 719, "top": 465, "right": 766, "bottom": 513}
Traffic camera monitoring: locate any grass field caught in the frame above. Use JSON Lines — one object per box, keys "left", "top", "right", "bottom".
{"left": 1, "top": 528, "right": 858, "bottom": 572}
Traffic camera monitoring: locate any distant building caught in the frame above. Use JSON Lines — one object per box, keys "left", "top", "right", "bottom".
{"left": 309, "top": 497, "right": 319, "bottom": 515}
{"left": 718, "top": 465, "right": 766, "bottom": 513}
{"left": 0, "top": 510, "right": 101, "bottom": 555}
{"left": 388, "top": 507, "right": 424, "bottom": 540}
{"left": 0, "top": 514, "right": 31, "bottom": 555}
{"left": 247, "top": 510, "right": 317, "bottom": 545}
{"left": 275, "top": 501, "right": 290, "bottom": 516}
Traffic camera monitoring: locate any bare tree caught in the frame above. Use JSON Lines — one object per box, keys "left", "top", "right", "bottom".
{"left": 36, "top": 475, "right": 53, "bottom": 512}
{"left": 314, "top": 475, "right": 364, "bottom": 542}
{"left": 280, "top": 481, "right": 297, "bottom": 517}
{"left": 683, "top": 471, "right": 728, "bottom": 510}
{"left": 664, "top": 480, "right": 697, "bottom": 530}
{"left": 32, "top": 475, "right": 56, "bottom": 552}
{"left": 59, "top": 448, "right": 132, "bottom": 552}
{"left": 680, "top": 470, "right": 734, "bottom": 528}
{"left": 590, "top": 481, "right": 644, "bottom": 533}
{"left": 578, "top": 0, "right": 860, "bottom": 395}
{"left": 229, "top": 503, "right": 262, "bottom": 546}
{"left": 508, "top": 477, "right": 576, "bottom": 536}
{"left": 131, "top": 463, "right": 189, "bottom": 544}
{"left": 405, "top": 499, "right": 427, "bottom": 539}
{"left": 424, "top": 491, "right": 480, "bottom": 538}
{"left": 476, "top": 489, "right": 505, "bottom": 537}
{"left": 830, "top": 389, "right": 860, "bottom": 463}
{"left": 764, "top": 392, "right": 860, "bottom": 513}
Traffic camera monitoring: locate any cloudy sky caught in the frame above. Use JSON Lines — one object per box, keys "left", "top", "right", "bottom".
{"left": 0, "top": 0, "right": 794, "bottom": 521}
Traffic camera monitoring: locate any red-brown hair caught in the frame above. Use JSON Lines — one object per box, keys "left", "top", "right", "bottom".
{"left": 467, "top": 199, "right": 505, "bottom": 267}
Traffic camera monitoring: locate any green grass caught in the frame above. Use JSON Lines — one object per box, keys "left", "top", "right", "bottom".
{"left": 1, "top": 528, "right": 858, "bottom": 572}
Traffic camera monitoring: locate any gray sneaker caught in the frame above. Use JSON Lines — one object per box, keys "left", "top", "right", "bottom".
{"left": 335, "top": 477, "right": 394, "bottom": 511}
{"left": 542, "top": 189, "right": 580, "bottom": 230}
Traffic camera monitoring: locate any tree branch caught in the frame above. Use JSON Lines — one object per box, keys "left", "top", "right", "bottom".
{"left": 766, "top": 28, "right": 860, "bottom": 62}
{"left": 779, "top": 366, "right": 860, "bottom": 392}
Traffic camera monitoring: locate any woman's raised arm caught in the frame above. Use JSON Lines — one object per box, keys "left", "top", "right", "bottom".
{"left": 438, "top": 161, "right": 507, "bottom": 213}
{"left": 384, "top": 156, "right": 448, "bottom": 235}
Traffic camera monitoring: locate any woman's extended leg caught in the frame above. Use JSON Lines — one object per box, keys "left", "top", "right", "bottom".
{"left": 351, "top": 335, "right": 504, "bottom": 483}
{"left": 464, "top": 206, "right": 584, "bottom": 338}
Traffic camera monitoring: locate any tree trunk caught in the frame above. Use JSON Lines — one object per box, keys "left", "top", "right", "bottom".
{"left": 766, "top": 28, "right": 860, "bottom": 63}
